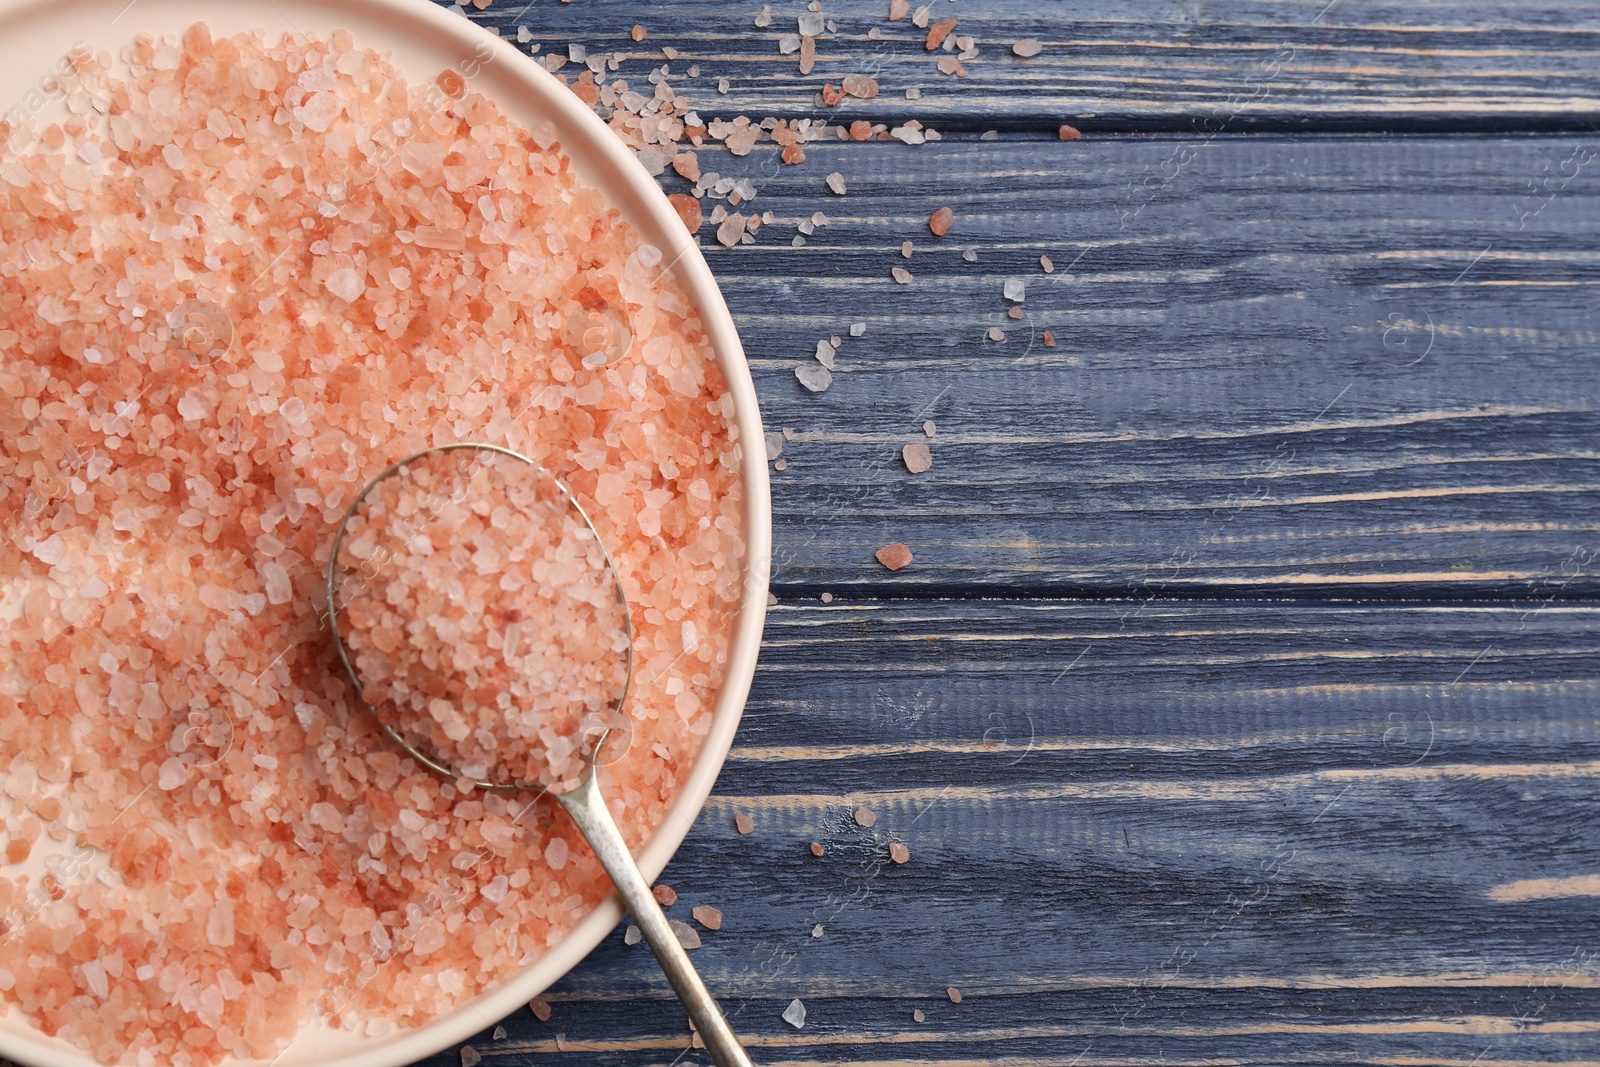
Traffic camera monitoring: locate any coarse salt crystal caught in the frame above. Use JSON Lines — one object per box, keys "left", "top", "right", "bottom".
{"left": 782, "top": 998, "right": 807, "bottom": 1028}
{"left": 325, "top": 267, "right": 364, "bottom": 302}
{"left": 796, "top": 364, "right": 832, "bottom": 393}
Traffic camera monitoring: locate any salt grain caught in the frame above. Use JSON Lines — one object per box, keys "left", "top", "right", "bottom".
{"left": 796, "top": 364, "right": 833, "bottom": 393}
{"left": 929, "top": 206, "right": 954, "bottom": 236}
{"left": 782, "top": 999, "right": 807, "bottom": 1029}
{"left": 854, "top": 807, "right": 879, "bottom": 826}
{"left": 735, "top": 812, "right": 756, "bottom": 834}
{"left": 901, "top": 241, "right": 914, "bottom": 258}
{"left": 923, "top": 420, "right": 937, "bottom": 437}
{"left": 825, "top": 172, "right": 848, "bottom": 195}
{"left": 1013, "top": 38, "right": 1043, "bottom": 57}
{"left": 875, "top": 544, "right": 913, "bottom": 571}
{"left": 460, "top": 1047, "right": 481, "bottom": 1067}
{"left": 913, "top": 1009, "right": 926, "bottom": 1022}
{"left": 653, "top": 884, "right": 678, "bottom": 906}
{"left": 624, "top": 925, "right": 642, "bottom": 945}
{"left": 530, "top": 998, "right": 553, "bottom": 1022}
{"left": 1003, "top": 277, "right": 1026, "bottom": 302}
{"left": 1041, "top": 255, "right": 1055, "bottom": 273}
{"left": 850, "top": 322, "right": 866, "bottom": 337}
{"left": 892, "top": 267, "right": 913, "bottom": 284}
{"left": 670, "top": 920, "right": 702, "bottom": 949}
{"left": 890, "top": 843, "right": 911, "bottom": 864}
{"left": 903, "top": 443, "right": 933, "bottom": 473}
{"left": 692, "top": 905, "right": 724, "bottom": 931}
{"left": 948, "top": 987, "right": 963, "bottom": 1003}
{"left": 809, "top": 841, "right": 825, "bottom": 856}
{"left": 811, "top": 923, "right": 825, "bottom": 937}
{"left": 987, "top": 327, "right": 1007, "bottom": 342}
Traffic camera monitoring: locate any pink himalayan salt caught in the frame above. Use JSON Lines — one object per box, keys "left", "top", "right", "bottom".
{"left": 0, "top": 23, "right": 743, "bottom": 1067}
{"left": 337, "top": 449, "right": 630, "bottom": 790}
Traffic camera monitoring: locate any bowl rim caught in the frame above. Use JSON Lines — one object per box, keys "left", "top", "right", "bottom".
{"left": 0, "top": 0, "right": 772, "bottom": 1064}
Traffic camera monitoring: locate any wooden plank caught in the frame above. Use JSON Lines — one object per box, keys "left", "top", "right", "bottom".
{"left": 421, "top": 599, "right": 1600, "bottom": 1066}
{"left": 681, "top": 135, "right": 1600, "bottom": 597}
{"left": 454, "top": 0, "right": 1600, "bottom": 129}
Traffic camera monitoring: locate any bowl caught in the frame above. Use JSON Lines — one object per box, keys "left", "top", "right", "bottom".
{"left": 0, "top": 1, "right": 771, "bottom": 1064}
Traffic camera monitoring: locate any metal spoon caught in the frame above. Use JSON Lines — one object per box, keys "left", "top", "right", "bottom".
{"left": 326, "top": 443, "right": 754, "bottom": 1067}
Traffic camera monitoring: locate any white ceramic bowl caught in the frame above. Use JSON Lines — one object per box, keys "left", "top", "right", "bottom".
{"left": 0, "top": 1, "right": 771, "bottom": 1064}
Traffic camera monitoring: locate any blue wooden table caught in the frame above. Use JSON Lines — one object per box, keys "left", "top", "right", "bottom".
{"left": 420, "top": 2, "right": 1600, "bottom": 1064}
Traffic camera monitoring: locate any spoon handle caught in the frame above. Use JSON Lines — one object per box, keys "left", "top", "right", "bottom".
{"left": 557, "top": 768, "right": 756, "bottom": 1067}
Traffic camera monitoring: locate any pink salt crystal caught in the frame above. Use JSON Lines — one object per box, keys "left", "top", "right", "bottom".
{"left": 913, "top": 1009, "right": 926, "bottom": 1022}
{"left": 692, "top": 905, "right": 723, "bottom": 931}
{"left": 624, "top": 925, "right": 642, "bottom": 945}
{"left": 716, "top": 212, "right": 747, "bottom": 248}
{"left": 460, "top": 1046, "right": 481, "bottom": 1067}
{"left": 876, "top": 544, "right": 914, "bottom": 571}
{"left": 530, "top": 998, "right": 553, "bottom": 1022}
{"left": 854, "top": 806, "right": 878, "bottom": 827}
{"left": 892, "top": 267, "right": 913, "bottom": 285}
{"left": 903, "top": 443, "right": 932, "bottom": 473}
{"left": 890, "top": 843, "right": 911, "bottom": 864}
{"left": 324, "top": 267, "right": 364, "bottom": 302}
{"left": 948, "top": 987, "right": 963, "bottom": 1004}
{"left": 889, "top": 0, "right": 910, "bottom": 18}
{"left": 825, "top": 172, "right": 847, "bottom": 195}
{"left": 735, "top": 812, "right": 755, "bottom": 834}
{"left": 653, "top": 883, "right": 679, "bottom": 906}
{"left": 669, "top": 920, "right": 702, "bottom": 950}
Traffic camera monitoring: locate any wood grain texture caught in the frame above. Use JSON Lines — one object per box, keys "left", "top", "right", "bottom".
{"left": 417, "top": 601, "right": 1600, "bottom": 1066}
{"left": 692, "top": 136, "right": 1600, "bottom": 598}
{"left": 456, "top": 0, "right": 1600, "bottom": 131}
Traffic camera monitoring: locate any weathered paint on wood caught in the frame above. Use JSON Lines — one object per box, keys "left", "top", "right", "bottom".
{"left": 456, "top": 0, "right": 1600, "bottom": 131}
{"left": 699, "top": 137, "right": 1600, "bottom": 598}
{"left": 420, "top": 601, "right": 1600, "bottom": 1066}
